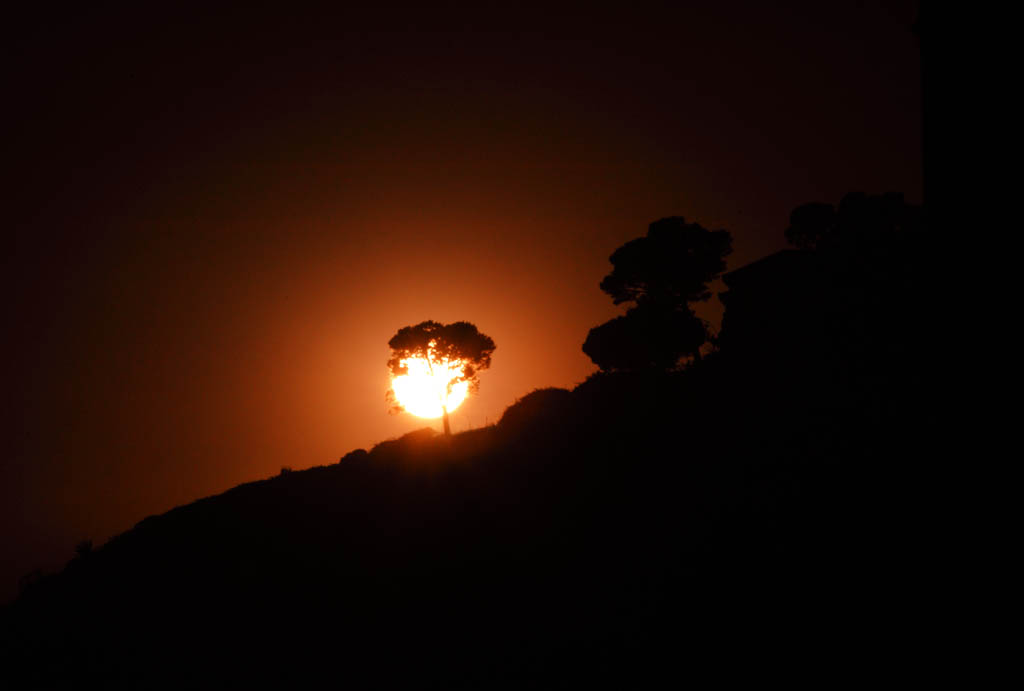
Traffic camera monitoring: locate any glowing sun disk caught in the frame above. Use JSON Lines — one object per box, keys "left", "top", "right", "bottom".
{"left": 391, "top": 356, "right": 468, "bottom": 418}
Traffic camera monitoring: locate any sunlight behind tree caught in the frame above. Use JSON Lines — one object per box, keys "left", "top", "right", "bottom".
{"left": 386, "top": 321, "right": 496, "bottom": 435}
{"left": 390, "top": 356, "right": 469, "bottom": 419}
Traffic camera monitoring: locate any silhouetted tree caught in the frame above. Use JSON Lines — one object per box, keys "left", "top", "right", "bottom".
{"left": 583, "top": 303, "right": 708, "bottom": 372}
{"left": 600, "top": 217, "right": 733, "bottom": 306}
{"left": 585, "top": 217, "right": 732, "bottom": 371}
{"left": 784, "top": 202, "right": 835, "bottom": 251}
{"left": 720, "top": 191, "right": 925, "bottom": 384}
{"left": 386, "top": 321, "right": 496, "bottom": 435}
{"left": 785, "top": 192, "right": 921, "bottom": 253}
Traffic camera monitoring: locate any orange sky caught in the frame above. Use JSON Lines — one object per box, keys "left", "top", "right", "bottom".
{"left": 2, "top": 1, "right": 922, "bottom": 601}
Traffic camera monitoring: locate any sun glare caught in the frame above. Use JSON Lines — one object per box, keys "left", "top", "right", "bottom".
{"left": 391, "top": 356, "right": 469, "bottom": 419}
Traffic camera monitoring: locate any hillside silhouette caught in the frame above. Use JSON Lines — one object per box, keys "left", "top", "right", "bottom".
{"left": 2, "top": 194, "right": 932, "bottom": 686}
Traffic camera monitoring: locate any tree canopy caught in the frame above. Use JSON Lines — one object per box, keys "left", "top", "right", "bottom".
{"left": 387, "top": 321, "right": 495, "bottom": 384}
{"left": 386, "top": 320, "right": 495, "bottom": 435}
{"left": 583, "top": 303, "right": 708, "bottom": 372}
{"left": 785, "top": 192, "right": 921, "bottom": 252}
{"left": 584, "top": 217, "right": 732, "bottom": 372}
{"left": 600, "top": 217, "right": 732, "bottom": 306}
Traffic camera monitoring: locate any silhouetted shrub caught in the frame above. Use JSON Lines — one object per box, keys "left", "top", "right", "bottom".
{"left": 338, "top": 449, "right": 369, "bottom": 464}
{"left": 369, "top": 427, "right": 440, "bottom": 463}
{"left": 499, "top": 388, "right": 575, "bottom": 431}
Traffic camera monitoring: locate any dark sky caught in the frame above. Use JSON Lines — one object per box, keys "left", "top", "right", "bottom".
{"left": 2, "top": 0, "right": 921, "bottom": 601}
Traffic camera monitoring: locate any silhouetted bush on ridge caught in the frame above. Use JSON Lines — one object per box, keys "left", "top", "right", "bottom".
{"left": 499, "top": 388, "right": 575, "bottom": 430}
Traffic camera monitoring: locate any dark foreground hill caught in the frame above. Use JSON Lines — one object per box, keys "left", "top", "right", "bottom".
{"left": 2, "top": 234, "right": 936, "bottom": 687}
{"left": 2, "top": 379, "right": 931, "bottom": 685}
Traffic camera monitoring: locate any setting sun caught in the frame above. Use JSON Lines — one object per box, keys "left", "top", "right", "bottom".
{"left": 390, "top": 356, "right": 469, "bottom": 419}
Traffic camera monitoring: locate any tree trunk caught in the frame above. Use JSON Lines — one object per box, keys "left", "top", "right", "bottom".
{"left": 442, "top": 407, "right": 451, "bottom": 436}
